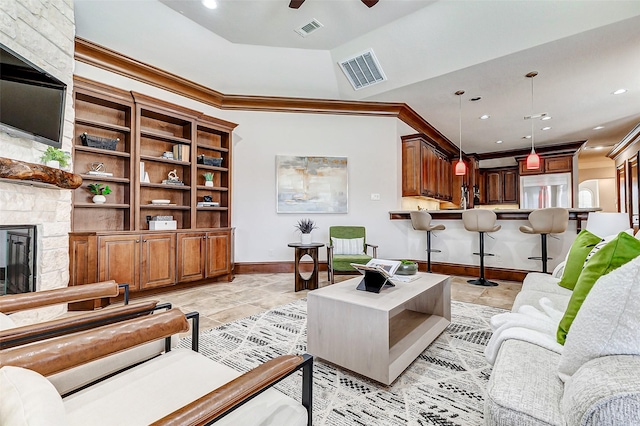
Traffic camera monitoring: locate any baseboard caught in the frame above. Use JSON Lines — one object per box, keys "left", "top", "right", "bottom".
{"left": 233, "top": 261, "right": 528, "bottom": 282}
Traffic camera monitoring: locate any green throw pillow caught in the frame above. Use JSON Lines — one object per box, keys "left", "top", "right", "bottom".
{"left": 557, "top": 232, "right": 640, "bottom": 344}
{"left": 558, "top": 229, "right": 602, "bottom": 290}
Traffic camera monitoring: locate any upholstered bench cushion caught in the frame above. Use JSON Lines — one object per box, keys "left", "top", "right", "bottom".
{"left": 63, "top": 348, "right": 307, "bottom": 426}
{"left": 485, "top": 339, "right": 564, "bottom": 426}
{"left": 332, "top": 254, "right": 373, "bottom": 271}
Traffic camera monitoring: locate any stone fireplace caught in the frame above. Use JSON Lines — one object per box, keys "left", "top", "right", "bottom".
{"left": 0, "top": 1, "right": 76, "bottom": 321}
{"left": 0, "top": 225, "right": 36, "bottom": 295}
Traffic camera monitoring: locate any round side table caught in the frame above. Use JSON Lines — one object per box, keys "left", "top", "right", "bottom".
{"left": 287, "top": 242, "right": 324, "bottom": 291}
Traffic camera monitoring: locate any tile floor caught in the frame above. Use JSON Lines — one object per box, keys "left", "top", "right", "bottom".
{"left": 133, "top": 273, "right": 521, "bottom": 333}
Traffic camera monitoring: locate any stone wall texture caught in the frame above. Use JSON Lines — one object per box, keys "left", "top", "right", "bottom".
{"left": 1, "top": 0, "right": 75, "bottom": 322}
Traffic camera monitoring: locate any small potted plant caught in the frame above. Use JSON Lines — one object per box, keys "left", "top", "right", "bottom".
{"left": 87, "top": 183, "right": 112, "bottom": 204}
{"left": 203, "top": 172, "right": 214, "bottom": 187}
{"left": 295, "top": 218, "right": 317, "bottom": 244}
{"left": 40, "top": 146, "right": 71, "bottom": 169}
{"left": 396, "top": 259, "right": 418, "bottom": 275}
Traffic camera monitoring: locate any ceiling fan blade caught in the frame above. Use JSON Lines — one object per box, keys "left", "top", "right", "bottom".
{"left": 289, "top": 0, "right": 305, "bottom": 9}
{"left": 361, "top": 0, "right": 379, "bottom": 7}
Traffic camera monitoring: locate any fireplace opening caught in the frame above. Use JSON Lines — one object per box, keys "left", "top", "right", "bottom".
{"left": 0, "top": 225, "right": 36, "bottom": 295}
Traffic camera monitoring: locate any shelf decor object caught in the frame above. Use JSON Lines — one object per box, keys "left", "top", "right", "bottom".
{"left": 81, "top": 132, "right": 119, "bottom": 150}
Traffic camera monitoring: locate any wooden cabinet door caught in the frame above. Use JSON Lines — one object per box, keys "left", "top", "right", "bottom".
{"left": 486, "top": 171, "right": 502, "bottom": 204}
{"left": 518, "top": 158, "right": 544, "bottom": 175}
{"left": 206, "top": 231, "right": 231, "bottom": 278}
{"left": 140, "top": 233, "right": 176, "bottom": 290}
{"left": 401, "top": 140, "right": 421, "bottom": 196}
{"left": 544, "top": 155, "right": 572, "bottom": 173}
{"left": 177, "top": 232, "right": 206, "bottom": 282}
{"left": 502, "top": 169, "right": 519, "bottom": 204}
{"left": 98, "top": 235, "right": 140, "bottom": 292}
{"left": 630, "top": 155, "right": 639, "bottom": 230}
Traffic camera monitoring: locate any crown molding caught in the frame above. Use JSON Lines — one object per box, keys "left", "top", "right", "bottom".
{"left": 74, "top": 37, "right": 456, "bottom": 152}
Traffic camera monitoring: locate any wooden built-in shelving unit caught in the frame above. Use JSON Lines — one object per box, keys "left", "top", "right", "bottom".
{"left": 69, "top": 77, "right": 237, "bottom": 306}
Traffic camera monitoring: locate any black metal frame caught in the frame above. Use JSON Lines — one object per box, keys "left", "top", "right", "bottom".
{"left": 205, "top": 353, "right": 314, "bottom": 426}
{"left": 118, "top": 283, "right": 130, "bottom": 304}
{"left": 468, "top": 232, "right": 499, "bottom": 287}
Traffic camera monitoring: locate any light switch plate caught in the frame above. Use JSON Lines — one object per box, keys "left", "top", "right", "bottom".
{"left": 370, "top": 193, "right": 381, "bottom": 201}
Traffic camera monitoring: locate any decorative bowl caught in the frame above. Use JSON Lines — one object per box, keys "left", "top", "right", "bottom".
{"left": 395, "top": 262, "right": 418, "bottom": 275}
{"left": 151, "top": 199, "right": 171, "bottom": 204}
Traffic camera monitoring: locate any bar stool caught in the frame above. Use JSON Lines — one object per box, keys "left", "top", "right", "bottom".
{"left": 410, "top": 211, "right": 445, "bottom": 272}
{"left": 519, "top": 208, "right": 569, "bottom": 273}
{"left": 462, "top": 209, "right": 501, "bottom": 287}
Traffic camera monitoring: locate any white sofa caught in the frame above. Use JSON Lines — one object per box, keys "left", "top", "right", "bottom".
{"left": 485, "top": 257, "right": 640, "bottom": 425}
{"left": 0, "top": 309, "right": 313, "bottom": 425}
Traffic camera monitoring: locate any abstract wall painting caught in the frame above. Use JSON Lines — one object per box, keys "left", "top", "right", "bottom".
{"left": 276, "top": 155, "right": 348, "bottom": 213}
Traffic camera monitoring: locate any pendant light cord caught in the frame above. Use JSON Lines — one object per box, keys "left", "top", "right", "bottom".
{"left": 526, "top": 71, "right": 538, "bottom": 153}
{"left": 459, "top": 93, "right": 463, "bottom": 160}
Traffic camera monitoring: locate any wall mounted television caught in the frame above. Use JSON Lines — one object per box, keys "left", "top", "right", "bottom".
{"left": 0, "top": 43, "right": 67, "bottom": 148}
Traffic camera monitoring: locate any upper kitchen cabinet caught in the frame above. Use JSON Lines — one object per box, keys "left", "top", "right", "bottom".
{"left": 401, "top": 135, "right": 452, "bottom": 201}
{"left": 518, "top": 154, "right": 573, "bottom": 175}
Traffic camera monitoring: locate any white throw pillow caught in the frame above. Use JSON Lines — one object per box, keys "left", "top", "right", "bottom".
{"left": 558, "top": 255, "right": 640, "bottom": 382}
{"left": 0, "top": 366, "right": 68, "bottom": 425}
{"left": 331, "top": 237, "right": 365, "bottom": 255}
{"left": 0, "top": 312, "right": 17, "bottom": 331}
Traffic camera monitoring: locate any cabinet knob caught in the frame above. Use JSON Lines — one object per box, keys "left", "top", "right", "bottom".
{"left": 143, "top": 239, "right": 148, "bottom": 243}
{"left": 135, "top": 239, "right": 140, "bottom": 243}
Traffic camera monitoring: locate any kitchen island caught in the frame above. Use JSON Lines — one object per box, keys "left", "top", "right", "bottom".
{"left": 389, "top": 208, "right": 599, "bottom": 275}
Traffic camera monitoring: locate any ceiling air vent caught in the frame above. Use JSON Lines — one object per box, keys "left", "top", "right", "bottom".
{"left": 339, "top": 49, "right": 386, "bottom": 90}
{"left": 294, "top": 19, "right": 324, "bottom": 37}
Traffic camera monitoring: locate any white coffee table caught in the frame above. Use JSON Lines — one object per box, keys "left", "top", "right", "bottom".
{"left": 307, "top": 273, "right": 451, "bottom": 385}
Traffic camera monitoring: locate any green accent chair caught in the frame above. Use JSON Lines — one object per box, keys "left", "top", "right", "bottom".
{"left": 327, "top": 226, "right": 378, "bottom": 284}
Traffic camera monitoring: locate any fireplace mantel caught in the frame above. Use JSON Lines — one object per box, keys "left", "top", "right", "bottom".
{"left": 0, "top": 157, "right": 82, "bottom": 189}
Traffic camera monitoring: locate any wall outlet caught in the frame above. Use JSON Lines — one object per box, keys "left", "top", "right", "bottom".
{"left": 370, "top": 193, "right": 381, "bottom": 201}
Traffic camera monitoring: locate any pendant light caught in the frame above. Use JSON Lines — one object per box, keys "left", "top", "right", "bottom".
{"left": 525, "top": 71, "right": 540, "bottom": 170}
{"left": 454, "top": 90, "right": 466, "bottom": 176}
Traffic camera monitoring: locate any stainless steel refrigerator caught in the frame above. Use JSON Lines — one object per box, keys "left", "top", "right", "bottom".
{"left": 520, "top": 173, "right": 572, "bottom": 209}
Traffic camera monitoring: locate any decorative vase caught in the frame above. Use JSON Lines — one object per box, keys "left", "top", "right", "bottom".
{"left": 300, "top": 233, "right": 312, "bottom": 245}
{"left": 92, "top": 194, "right": 106, "bottom": 204}
{"left": 45, "top": 160, "right": 60, "bottom": 169}
{"left": 396, "top": 262, "right": 418, "bottom": 275}
{"left": 205, "top": 181, "right": 214, "bottom": 187}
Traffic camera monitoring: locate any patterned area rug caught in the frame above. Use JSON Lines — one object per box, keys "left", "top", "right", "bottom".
{"left": 178, "top": 299, "right": 506, "bottom": 425}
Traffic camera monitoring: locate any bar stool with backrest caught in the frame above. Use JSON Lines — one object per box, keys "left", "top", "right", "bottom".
{"left": 410, "top": 211, "right": 445, "bottom": 272}
{"left": 462, "top": 209, "right": 501, "bottom": 287}
{"left": 519, "top": 207, "right": 569, "bottom": 273}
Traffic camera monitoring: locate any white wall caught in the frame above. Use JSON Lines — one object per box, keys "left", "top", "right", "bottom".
{"left": 74, "top": 62, "right": 425, "bottom": 264}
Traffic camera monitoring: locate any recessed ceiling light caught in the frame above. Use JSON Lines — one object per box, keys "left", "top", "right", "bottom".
{"left": 495, "top": 140, "right": 503, "bottom": 144}
{"left": 594, "top": 146, "right": 604, "bottom": 150}
{"left": 541, "top": 116, "right": 552, "bottom": 121}
{"left": 522, "top": 135, "right": 531, "bottom": 139}
{"left": 479, "top": 115, "right": 490, "bottom": 120}
{"left": 202, "top": 0, "right": 218, "bottom": 9}
{"left": 541, "top": 126, "right": 551, "bottom": 131}
{"left": 470, "top": 97, "right": 482, "bottom": 102}
{"left": 612, "top": 89, "right": 627, "bottom": 95}
{"left": 593, "top": 126, "right": 605, "bottom": 130}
